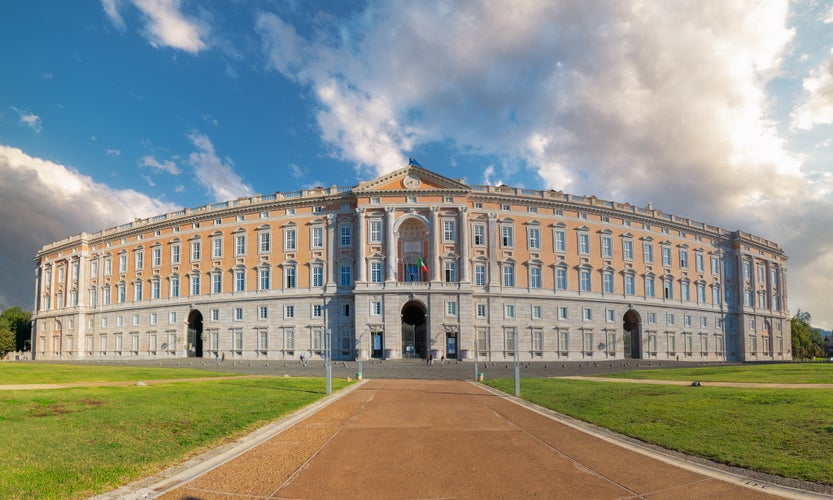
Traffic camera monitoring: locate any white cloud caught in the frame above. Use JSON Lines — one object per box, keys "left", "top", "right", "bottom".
{"left": 106, "top": 148, "right": 122, "bottom": 157}
{"left": 0, "top": 145, "right": 178, "bottom": 309}
{"left": 791, "top": 48, "right": 833, "bottom": 129}
{"left": 187, "top": 132, "right": 253, "bottom": 202}
{"left": 101, "top": 0, "right": 126, "bottom": 32}
{"left": 289, "top": 163, "right": 304, "bottom": 179}
{"left": 253, "top": 1, "right": 833, "bottom": 326}
{"left": 102, "top": 0, "right": 208, "bottom": 53}
{"left": 12, "top": 107, "right": 42, "bottom": 134}
{"left": 139, "top": 155, "right": 180, "bottom": 175}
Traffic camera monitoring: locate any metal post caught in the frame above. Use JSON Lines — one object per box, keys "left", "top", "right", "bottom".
{"left": 474, "top": 332, "right": 479, "bottom": 381}
{"left": 325, "top": 328, "right": 332, "bottom": 395}
{"left": 514, "top": 328, "right": 520, "bottom": 397}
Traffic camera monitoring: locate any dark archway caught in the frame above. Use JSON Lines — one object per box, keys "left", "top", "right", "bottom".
{"left": 401, "top": 300, "right": 428, "bottom": 359}
{"left": 623, "top": 309, "right": 642, "bottom": 359}
{"left": 187, "top": 309, "right": 204, "bottom": 358}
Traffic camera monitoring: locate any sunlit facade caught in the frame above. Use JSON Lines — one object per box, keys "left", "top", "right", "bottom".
{"left": 32, "top": 165, "right": 791, "bottom": 362}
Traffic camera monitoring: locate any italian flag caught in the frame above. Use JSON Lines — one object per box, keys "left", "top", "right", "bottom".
{"left": 418, "top": 257, "right": 428, "bottom": 273}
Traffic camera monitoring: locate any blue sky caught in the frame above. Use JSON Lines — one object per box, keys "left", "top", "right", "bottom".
{"left": 2, "top": 1, "right": 833, "bottom": 327}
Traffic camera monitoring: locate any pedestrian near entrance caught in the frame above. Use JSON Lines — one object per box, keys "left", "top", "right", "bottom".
{"left": 221, "top": 352, "right": 225, "bottom": 363}
{"left": 300, "top": 352, "right": 307, "bottom": 367}
{"left": 428, "top": 353, "right": 434, "bottom": 366}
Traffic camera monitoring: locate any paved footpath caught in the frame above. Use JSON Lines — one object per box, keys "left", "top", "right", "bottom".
{"left": 128, "top": 379, "right": 822, "bottom": 500}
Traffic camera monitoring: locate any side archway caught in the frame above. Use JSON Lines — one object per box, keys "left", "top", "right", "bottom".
{"left": 401, "top": 300, "right": 428, "bottom": 358}
{"left": 623, "top": 309, "right": 642, "bottom": 359}
{"left": 187, "top": 309, "right": 204, "bottom": 358}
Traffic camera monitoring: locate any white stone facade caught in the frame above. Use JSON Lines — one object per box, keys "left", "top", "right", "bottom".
{"left": 32, "top": 165, "right": 791, "bottom": 363}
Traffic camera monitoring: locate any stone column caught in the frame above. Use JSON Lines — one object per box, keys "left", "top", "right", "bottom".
{"left": 431, "top": 207, "right": 441, "bottom": 282}
{"left": 326, "top": 214, "right": 336, "bottom": 287}
{"left": 385, "top": 207, "right": 396, "bottom": 282}
{"left": 459, "top": 207, "right": 470, "bottom": 283}
{"left": 488, "top": 213, "right": 499, "bottom": 286}
{"left": 356, "top": 208, "right": 366, "bottom": 283}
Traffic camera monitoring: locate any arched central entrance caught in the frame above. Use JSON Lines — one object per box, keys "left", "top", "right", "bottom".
{"left": 187, "top": 309, "right": 204, "bottom": 358}
{"left": 623, "top": 309, "right": 642, "bottom": 358}
{"left": 401, "top": 301, "right": 427, "bottom": 359}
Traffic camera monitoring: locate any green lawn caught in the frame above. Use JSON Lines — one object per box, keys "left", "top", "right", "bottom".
{"left": 0, "top": 367, "right": 350, "bottom": 499}
{"left": 485, "top": 367, "right": 833, "bottom": 486}
{"left": 0, "top": 363, "right": 233, "bottom": 384}
{"left": 600, "top": 362, "right": 833, "bottom": 384}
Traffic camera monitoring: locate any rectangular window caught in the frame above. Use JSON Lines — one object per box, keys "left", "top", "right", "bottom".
{"left": 284, "top": 267, "right": 295, "bottom": 289}
{"left": 170, "top": 277, "right": 179, "bottom": 298}
{"left": 259, "top": 231, "right": 271, "bottom": 253}
{"left": 667, "top": 313, "right": 675, "bottom": 325}
{"left": 313, "top": 304, "right": 323, "bottom": 318}
{"left": 284, "top": 229, "right": 296, "bottom": 251}
{"left": 104, "top": 258, "right": 112, "bottom": 276}
{"left": 211, "top": 309, "right": 219, "bottom": 321}
{"left": 259, "top": 268, "right": 271, "bottom": 290}
{"left": 134, "top": 282, "right": 143, "bottom": 301}
{"left": 190, "top": 276, "right": 200, "bottom": 295}
{"left": 578, "top": 233, "right": 590, "bottom": 254}
{"left": 340, "top": 265, "right": 352, "bottom": 286}
{"left": 580, "top": 269, "right": 591, "bottom": 292}
{"left": 500, "top": 225, "right": 514, "bottom": 247}
{"left": 234, "top": 307, "right": 243, "bottom": 321}
{"left": 312, "top": 227, "right": 324, "bottom": 248}
{"left": 558, "top": 306, "right": 568, "bottom": 320}
{"left": 645, "top": 276, "right": 654, "bottom": 297}
{"left": 259, "top": 306, "right": 269, "bottom": 319}
{"left": 212, "top": 238, "right": 223, "bottom": 258}
{"left": 150, "top": 313, "right": 157, "bottom": 325}
{"left": 341, "top": 303, "right": 351, "bottom": 317}
{"left": 530, "top": 267, "right": 541, "bottom": 289}
{"left": 284, "top": 305, "right": 294, "bottom": 319}
{"left": 643, "top": 242, "right": 653, "bottom": 264}
{"left": 504, "top": 304, "right": 515, "bottom": 319}
{"left": 368, "top": 221, "right": 382, "bottom": 244}
{"left": 152, "top": 248, "right": 161, "bottom": 267}
{"left": 234, "top": 270, "right": 245, "bottom": 292}
{"left": 695, "top": 253, "right": 704, "bottom": 273}
{"left": 711, "top": 256, "right": 719, "bottom": 275}
{"left": 685, "top": 314, "right": 692, "bottom": 327}
{"left": 556, "top": 268, "right": 567, "bottom": 290}
{"left": 191, "top": 241, "right": 201, "bottom": 262}
{"left": 603, "top": 272, "right": 614, "bottom": 293}
{"left": 443, "top": 220, "right": 456, "bottom": 242}
{"left": 235, "top": 234, "right": 246, "bottom": 255}
{"left": 679, "top": 249, "right": 689, "bottom": 269}
{"left": 502, "top": 264, "right": 515, "bottom": 287}
{"left": 648, "top": 312, "right": 656, "bottom": 324}
{"left": 312, "top": 266, "right": 324, "bottom": 287}
{"left": 444, "top": 261, "right": 457, "bottom": 283}
{"left": 135, "top": 251, "right": 144, "bottom": 270}
{"left": 601, "top": 236, "right": 612, "bottom": 258}
{"left": 625, "top": 275, "right": 635, "bottom": 295}
{"left": 171, "top": 245, "right": 181, "bottom": 264}
{"left": 582, "top": 307, "right": 592, "bottom": 321}
{"left": 212, "top": 273, "right": 222, "bottom": 293}
{"left": 339, "top": 225, "right": 352, "bottom": 247}
{"left": 119, "top": 254, "right": 127, "bottom": 273}
{"left": 623, "top": 240, "right": 634, "bottom": 260}
{"left": 370, "top": 262, "right": 383, "bottom": 283}
{"left": 474, "top": 264, "right": 486, "bottom": 287}
{"left": 476, "top": 303, "right": 487, "bottom": 318}
{"left": 606, "top": 308, "right": 615, "bottom": 322}
{"left": 554, "top": 230, "right": 566, "bottom": 252}
{"left": 446, "top": 301, "right": 457, "bottom": 316}
{"left": 662, "top": 246, "right": 672, "bottom": 266}
{"left": 169, "top": 311, "right": 177, "bottom": 324}
{"left": 473, "top": 224, "right": 485, "bottom": 246}
{"left": 528, "top": 227, "right": 541, "bottom": 250}
{"left": 532, "top": 305, "right": 542, "bottom": 320}
{"left": 371, "top": 301, "right": 382, "bottom": 316}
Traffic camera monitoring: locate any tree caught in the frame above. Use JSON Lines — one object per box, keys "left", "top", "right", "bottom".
{"left": 0, "top": 307, "right": 32, "bottom": 353}
{"left": 791, "top": 310, "right": 824, "bottom": 360}
{"left": 0, "top": 316, "right": 14, "bottom": 355}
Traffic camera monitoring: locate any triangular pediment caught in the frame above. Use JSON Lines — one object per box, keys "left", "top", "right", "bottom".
{"left": 354, "top": 163, "right": 471, "bottom": 193}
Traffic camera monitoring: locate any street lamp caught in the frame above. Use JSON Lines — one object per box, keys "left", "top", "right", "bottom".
{"left": 325, "top": 328, "right": 332, "bottom": 395}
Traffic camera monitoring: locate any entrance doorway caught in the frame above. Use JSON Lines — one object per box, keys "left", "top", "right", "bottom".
{"left": 187, "top": 309, "right": 204, "bottom": 358}
{"left": 371, "top": 331, "right": 384, "bottom": 359}
{"left": 401, "top": 301, "right": 427, "bottom": 359}
{"left": 623, "top": 309, "right": 642, "bottom": 358}
{"left": 445, "top": 331, "right": 457, "bottom": 360}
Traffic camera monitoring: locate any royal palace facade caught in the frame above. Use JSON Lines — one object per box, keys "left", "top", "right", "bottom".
{"left": 32, "top": 165, "right": 790, "bottom": 362}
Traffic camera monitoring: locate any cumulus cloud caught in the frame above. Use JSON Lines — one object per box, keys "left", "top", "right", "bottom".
{"left": 0, "top": 145, "right": 179, "bottom": 310}
{"left": 102, "top": 0, "right": 208, "bottom": 53}
{"left": 12, "top": 107, "right": 42, "bottom": 134}
{"left": 139, "top": 154, "right": 180, "bottom": 175}
{"left": 253, "top": 1, "right": 833, "bottom": 325}
{"left": 187, "top": 132, "right": 253, "bottom": 202}
{"left": 791, "top": 48, "right": 833, "bottom": 129}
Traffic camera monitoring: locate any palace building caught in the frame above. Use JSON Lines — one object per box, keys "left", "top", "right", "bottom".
{"left": 32, "top": 164, "right": 790, "bottom": 363}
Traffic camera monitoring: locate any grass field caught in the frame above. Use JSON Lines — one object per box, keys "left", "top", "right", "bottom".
{"left": 0, "top": 365, "right": 350, "bottom": 499}
{"left": 485, "top": 363, "right": 833, "bottom": 486}
{"left": 0, "top": 363, "right": 235, "bottom": 384}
